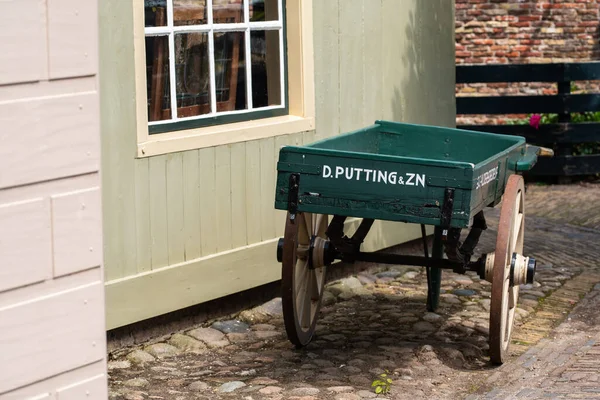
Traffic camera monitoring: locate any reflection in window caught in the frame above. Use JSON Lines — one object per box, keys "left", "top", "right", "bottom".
{"left": 145, "top": 35, "right": 171, "bottom": 121}
{"left": 144, "top": 0, "right": 167, "bottom": 27}
{"left": 251, "top": 30, "right": 281, "bottom": 108}
{"left": 250, "top": 0, "right": 279, "bottom": 22}
{"left": 174, "top": 0, "right": 207, "bottom": 26}
{"left": 213, "top": 0, "right": 243, "bottom": 24}
{"left": 215, "top": 32, "right": 247, "bottom": 112}
{"left": 175, "top": 33, "right": 211, "bottom": 117}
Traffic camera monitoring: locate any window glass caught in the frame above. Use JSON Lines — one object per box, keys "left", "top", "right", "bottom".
{"left": 251, "top": 30, "right": 281, "bottom": 107}
{"left": 143, "top": 0, "right": 286, "bottom": 131}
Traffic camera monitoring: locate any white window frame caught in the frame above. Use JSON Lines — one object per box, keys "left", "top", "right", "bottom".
{"left": 133, "top": 0, "right": 315, "bottom": 158}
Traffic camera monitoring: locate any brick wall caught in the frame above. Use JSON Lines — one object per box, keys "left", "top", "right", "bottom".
{"left": 456, "top": 0, "right": 600, "bottom": 125}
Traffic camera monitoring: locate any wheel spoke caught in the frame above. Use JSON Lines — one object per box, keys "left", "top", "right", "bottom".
{"left": 509, "top": 286, "right": 516, "bottom": 310}
{"left": 295, "top": 260, "right": 309, "bottom": 300}
{"left": 301, "top": 271, "right": 314, "bottom": 328}
{"left": 298, "top": 214, "right": 310, "bottom": 245}
{"left": 310, "top": 268, "right": 321, "bottom": 299}
{"left": 511, "top": 212, "right": 523, "bottom": 253}
{"left": 315, "top": 214, "right": 326, "bottom": 237}
{"left": 297, "top": 245, "right": 309, "bottom": 259}
{"left": 303, "top": 213, "right": 313, "bottom": 237}
{"left": 313, "top": 267, "right": 325, "bottom": 296}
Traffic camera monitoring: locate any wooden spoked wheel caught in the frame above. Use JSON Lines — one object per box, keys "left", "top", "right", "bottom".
{"left": 281, "top": 212, "right": 329, "bottom": 347}
{"left": 489, "top": 174, "right": 525, "bottom": 365}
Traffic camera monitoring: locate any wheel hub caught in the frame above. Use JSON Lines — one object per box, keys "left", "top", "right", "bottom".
{"left": 276, "top": 236, "right": 336, "bottom": 267}
{"left": 510, "top": 252, "right": 536, "bottom": 285}
{"left": 308, "top": 236, "right": 335, "bottom": 269}
{"left": 478, "top": 252, "right": 536, "bottom": 285}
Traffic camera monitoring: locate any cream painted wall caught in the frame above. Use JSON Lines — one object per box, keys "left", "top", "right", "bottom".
{"left": 0, "top": 0, "right": 107, "bottom": 397}
{"left": 101, "top": 0, "right": 455, "bottom": 330}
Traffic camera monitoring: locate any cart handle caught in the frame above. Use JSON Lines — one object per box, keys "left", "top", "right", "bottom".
{"left": 516, "top": 145, "right": 554, "bottom": 172}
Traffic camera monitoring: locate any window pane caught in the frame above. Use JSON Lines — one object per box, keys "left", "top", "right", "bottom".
{"left": 174, "top": 0, "right": 208, "bottom": 26}
{"left": 250, "top": 0, "right": 279, "bottom": 22}
{"left": 251, "top": 30, "right": 281, "bottom": 108}
{"left": 215, "top": 32, "right": 247, "bottom": 112}
{"left": 175, "top": 33, "right": 211, "bottom": 118}
{"left": 213, "top": 0, "right": 243, "bottom": 24}
{"left": 146, "top": 36, "right": 171, "bottom": 121}
{"left": 145, "top": 0, "right": 167, "bottom": 27}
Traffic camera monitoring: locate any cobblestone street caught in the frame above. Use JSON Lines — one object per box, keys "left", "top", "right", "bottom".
{"left": 107, "top": 183, "right": 600, "bottom": 400}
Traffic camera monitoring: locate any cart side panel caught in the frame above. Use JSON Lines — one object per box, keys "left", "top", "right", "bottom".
{"left": 469, "top": 145, "right": 526, "bottom": 213}
{"left": 275, "top": 148, "right": 474, "bottom": 228}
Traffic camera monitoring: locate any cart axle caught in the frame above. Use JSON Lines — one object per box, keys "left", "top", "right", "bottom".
{"left": 276, "top": 238, "right": 485, "bottom": 274}
{"left": 276, "top": 239, "right": 536, "bottom": 284}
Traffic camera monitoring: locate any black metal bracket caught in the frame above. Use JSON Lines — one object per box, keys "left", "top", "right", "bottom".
{"left": 440, "top": 188, "right": 455, "bottom": 241}
{"left": 287, "top": 174, "right": 300, "bottom": 221}
{"left": 325, "top": 216, "right": 374, "bottom": 263}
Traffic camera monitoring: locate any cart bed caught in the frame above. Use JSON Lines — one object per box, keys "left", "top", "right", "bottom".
{"left": 274, "top": 120, "right": 536, "bottom": 228}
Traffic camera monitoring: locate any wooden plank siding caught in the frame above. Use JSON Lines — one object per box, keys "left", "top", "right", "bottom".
{"left": 0, "top": 0, "right": 107, "bottom": 397}
{"left": 101, "top": 0, "right": 456, "bottom": 330}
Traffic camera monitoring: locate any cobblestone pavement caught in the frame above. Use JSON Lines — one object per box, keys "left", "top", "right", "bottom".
{"left": 524, "top": 182, "right": 600, "bottom": 229}
{"left": 467, "top": 280, "right": 600, "bottom": 399}
{"left": 107, "top": 183, "right": 600, "bottom": 400}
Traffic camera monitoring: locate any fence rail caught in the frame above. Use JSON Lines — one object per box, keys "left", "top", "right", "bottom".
{"left": 456, "top": 62, "right": 600, "bottom": 178}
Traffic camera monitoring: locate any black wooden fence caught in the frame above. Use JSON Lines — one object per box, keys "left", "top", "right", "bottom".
{"left": 456, "top": 62, "right": 600, "bottom": 178}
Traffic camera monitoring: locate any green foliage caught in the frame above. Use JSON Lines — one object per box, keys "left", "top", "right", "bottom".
{"left": 503, "top": 112, "right": 600, "bottom": 156}
{"left": 371, "top": 371, "right": 393, "bottom": 394}
{"left": 506, "top": 111, "right": 600, "bottom": 126}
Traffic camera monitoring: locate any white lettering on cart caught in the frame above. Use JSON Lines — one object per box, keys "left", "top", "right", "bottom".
{"left": 476, "top": 166, "right": 499, "bottom": 189}
{"left": 321, "top": 165, "right": 426, "bottom": 188}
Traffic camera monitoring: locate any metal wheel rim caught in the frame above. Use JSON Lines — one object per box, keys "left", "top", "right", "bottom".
{"left": 281, "top": 212, "right": 329, "bottom": 347}
{"left": 490, "top": 174, "right": 524, "bottom": 364}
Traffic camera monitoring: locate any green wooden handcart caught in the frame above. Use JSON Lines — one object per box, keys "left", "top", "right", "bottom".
{"left": 273, "top": 120, "right": 553, "bottom": 365}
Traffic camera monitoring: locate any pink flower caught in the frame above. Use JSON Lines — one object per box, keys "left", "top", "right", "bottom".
{"left": 529, "top": 114, "right": 541, "bottom": 130}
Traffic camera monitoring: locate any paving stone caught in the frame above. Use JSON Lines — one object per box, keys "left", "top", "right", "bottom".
{"left": 126, "top": 349, "right": 155, "bottom": 364}
{"left": 227, "top": 332, "right": 250, "bottom": 343}
{"left": 402, "top": 271, "right": 419, "bottom": 280}
{"left": 322, "top": 290, "right": 337, "bottom": 306}
{"left": 254, "top": 330, "right": 281, "bottom": 339}
{"left": 422, "top": 312, "right": 443, "bottom": 323}
{"left": 328, "top": 386, "right": 355, "bottom": 393}
{"left": 123, "top": 392, "right": 145, "bottom": 400}
{"left": 217, "top": 381, "right": 246, "bottom": 393}
{"left": 188, "top": 381, "right": 209, "bottom": 391}
{"left": 107, "top": 360, "right": 131, "bottom": 370}
{"left": 240, "top": 369, "right": 257, "bottom": 376}
{"left": 413, "top": 321, "right": 435, "bottom": 332}
{"left": 376, "top": 271, "right": 402, "bottom": 279}
{"left": 287, "top": 397, "right": 318, "bottom": 400}
{"left": 357, "top": 390, "right": 378, "bottom": 398}
{"left": 188, "top": 327, "right": 230, "bottom": 348}
{"left": 239, "top": 298, "right": 283, "bottom": 324}
{"left": 124, "top": 378, "right": 149, "bottom": 388}
{"left": 335, "top": 394, "right": 361, "bottom": 400}
{"left": 289, "top": 387, "right": 321, "bottom": 396}
{"left": 211, "top": 320, "right": 250, "bottom": 334}
{"left": 453, "top": 289, "right": 477, "bottom": 297}
{"left": 259, "top": 386, "right": 283, "bottom": 394}
{"left": 441, "top": 294, "right": 462, "bottom": 304}
{"left": 357, "top": 273, "right": 377, "bottom": 284}
{"left": 168, "top": 333, "right": 207, "bottom": 353}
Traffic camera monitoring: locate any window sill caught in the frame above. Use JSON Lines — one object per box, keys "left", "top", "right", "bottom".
{"left": 136, "top": 114, "right": 314, "bottom": 158}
